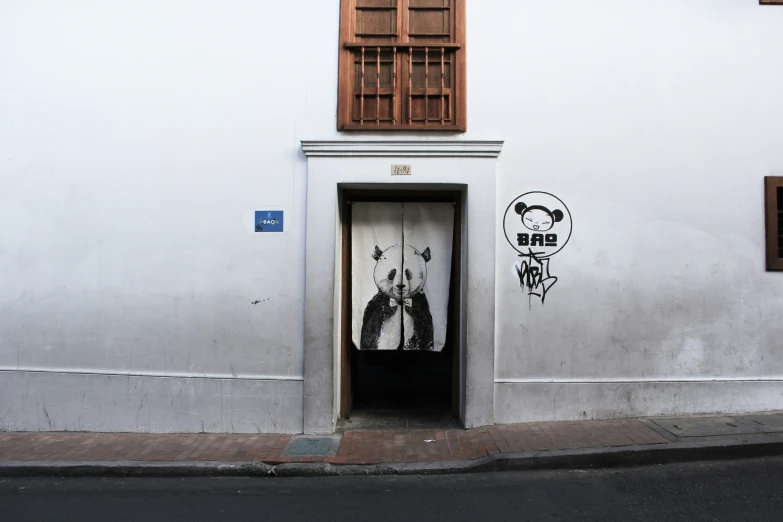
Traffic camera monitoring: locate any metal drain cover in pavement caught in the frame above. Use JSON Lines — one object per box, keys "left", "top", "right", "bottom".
{"left": 281, "top": 437, "right": 336, "bottom": 457}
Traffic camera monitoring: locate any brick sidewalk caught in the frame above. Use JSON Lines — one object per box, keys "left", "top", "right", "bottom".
{"left": 0, "top": 419, "right": 669, "bottom": 466}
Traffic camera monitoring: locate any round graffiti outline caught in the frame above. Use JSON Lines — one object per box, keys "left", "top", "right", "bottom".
{"left": 503, "top": 191, "right": 573, "bottom": 258}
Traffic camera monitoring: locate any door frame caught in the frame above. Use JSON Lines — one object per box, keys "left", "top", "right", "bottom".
{"left": 339, "top": 189, "right": 463, "bottom": 420}
{"left": 301, "top": 140, "right": 502, "bottom": 434}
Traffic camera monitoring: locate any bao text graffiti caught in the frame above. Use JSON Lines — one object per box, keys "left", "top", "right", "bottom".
{"left": 517, "top": 233, "right": 558, "bottom": 248}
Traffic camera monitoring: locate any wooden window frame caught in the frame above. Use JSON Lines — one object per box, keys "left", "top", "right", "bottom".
{"left": 765, "top": 177, "right": 783, "bottom": 271}
{"left": 337, "top": 0, "right": 467, "bottom": 132}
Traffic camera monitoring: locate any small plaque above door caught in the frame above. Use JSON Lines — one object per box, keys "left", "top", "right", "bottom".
{"left": 391, "top": 165, "right": 412, "bottom": 176}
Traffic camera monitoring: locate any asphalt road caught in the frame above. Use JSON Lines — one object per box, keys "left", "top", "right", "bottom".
{"left": 2, "top": 457, "right": 783, "bottom": 521}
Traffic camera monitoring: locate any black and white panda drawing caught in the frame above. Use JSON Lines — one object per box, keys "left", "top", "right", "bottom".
{"left": 359, "top": 243, "right": 435, "bottom": 351}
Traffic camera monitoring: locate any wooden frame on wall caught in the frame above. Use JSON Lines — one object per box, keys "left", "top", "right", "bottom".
{"left": 765, "top": 177, "right": 783, "bottom": 271}
{"left": 760, "top": 1, "right": 783, "bottom": 5}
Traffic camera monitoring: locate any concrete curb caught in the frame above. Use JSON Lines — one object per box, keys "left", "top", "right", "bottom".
{"left": 0, "top": 461, "right": 273, "bottom": 478}
{"left": 4, "top": 437, "right": 783, "bottom": 478}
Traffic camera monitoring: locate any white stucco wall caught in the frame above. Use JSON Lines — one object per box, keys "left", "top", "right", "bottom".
{"left": 0, "top": 0, "right": 337, "bottom": 433}
{"left": 1, "top": 0, "right": 782, "bottom": 432}
{"left": 491, "top": 0, "right": 783, "bottom": 422}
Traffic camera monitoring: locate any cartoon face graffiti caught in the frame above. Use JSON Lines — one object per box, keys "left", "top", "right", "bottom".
{"left": 514, "top": 202, "right": 564, "bottom": 232}
{"left": 504, "top": 192, "right": 573, "bottom": 259}
{"left": 503, "top": 191, "right": 573, "bottom": 306}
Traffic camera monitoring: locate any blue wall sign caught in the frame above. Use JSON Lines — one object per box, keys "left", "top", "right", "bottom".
{"left": 255, "top": 210, "right": 284, "bottom": 232}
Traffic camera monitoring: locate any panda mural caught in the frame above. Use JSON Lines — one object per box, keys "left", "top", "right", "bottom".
{"left": 351, "top": 202, "right": 453, "bottom": 352}
{"left": 360, "top": 243, "right": 434, "bottom": 351}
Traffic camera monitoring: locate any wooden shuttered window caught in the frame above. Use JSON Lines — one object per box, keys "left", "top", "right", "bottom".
{"left": 338, "top": 0, "right": 466, "bottom": 132}
{"left": 765, "top": 177, "right": 783, "bottom": 271}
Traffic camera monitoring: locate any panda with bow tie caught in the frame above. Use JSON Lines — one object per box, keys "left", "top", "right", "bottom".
{"left": 359, "top": 244, "right": 435, "bottom": 351}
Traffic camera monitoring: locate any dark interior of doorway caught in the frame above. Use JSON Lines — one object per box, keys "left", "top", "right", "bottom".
{"left": 338, "top": 190, "right": 462, "bottom": 431}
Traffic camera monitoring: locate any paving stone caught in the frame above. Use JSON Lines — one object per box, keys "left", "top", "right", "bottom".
{"left": 734, "top": 412, "right": 783, "bottom": 433}
{"left": 652, "top": 416, "right": 760, "bottom": 437}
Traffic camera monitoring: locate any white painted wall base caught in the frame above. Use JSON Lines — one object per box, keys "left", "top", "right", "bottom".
{"left": 0, "top": 371, "right": 303, "bottom": 434}
{"left": 494, "top": 381, "right": 783, "bottom": 423}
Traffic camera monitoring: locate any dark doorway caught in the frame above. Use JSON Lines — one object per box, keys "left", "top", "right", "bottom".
{"left": 339, "top": 190, "right": 462, "bottom": 430}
